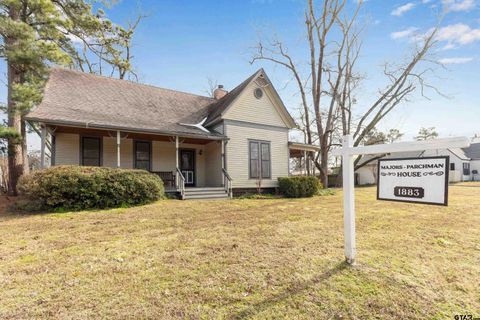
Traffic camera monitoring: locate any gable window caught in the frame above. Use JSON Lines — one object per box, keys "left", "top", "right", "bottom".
{"left": 249, "top": 140, "right": 271, "bottom": 179}
{"left": 463, "top": 162, "right": 470, "bottom": 175}
{"left": 81, "top": 137, "right": 101, "bottom": 166}
{"left": 450, "top": 163, "right": 455, "bottom": 171}
{"left": 134, "top": 141, "right": 151, "bottom": 171}
{"left": 254, "top": 87, "right": 263, "bottom": 99}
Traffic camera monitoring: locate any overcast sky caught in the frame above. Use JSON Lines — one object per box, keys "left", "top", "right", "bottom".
{"left": 1, "top": 0, "right": 479, "bottom": 151}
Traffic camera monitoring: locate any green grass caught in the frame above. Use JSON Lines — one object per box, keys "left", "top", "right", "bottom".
{"left": 0, "top": 184, "right": 479, "bottom": 319}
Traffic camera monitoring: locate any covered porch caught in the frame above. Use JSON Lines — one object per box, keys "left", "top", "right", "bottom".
{"left": 38, "top": 124, "right": 232, "bottom": 199}
{"left": 288, "top": 142, "right": 320, "bottom": 176}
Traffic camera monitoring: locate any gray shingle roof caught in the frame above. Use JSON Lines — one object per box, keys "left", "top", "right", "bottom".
{"left": 26, "top": 68, "right": 224, "bottom": 138}
{"left": 463, "top": 142, "right": 480, "bottom": 159}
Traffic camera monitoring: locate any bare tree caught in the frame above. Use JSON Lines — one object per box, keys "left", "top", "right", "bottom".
{"left": 251, "top": 0, "right": 362, "bottom": 186}
{"left": 204, "top": 78, "right": 218, "bottom": 98}
{"left": 251, "top": 0, "right": 442, "bottom": 185}
{"left": 350, "top": 29, "right": 440, "bottom": 169}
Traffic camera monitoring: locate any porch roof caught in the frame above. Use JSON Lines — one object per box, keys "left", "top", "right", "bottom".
{"left": 51, "top": 125, "right": 226, "bottom": 144}
{"left": 25, "top": 68, "right": 224, "bottom": 139}
{"left": 288, "top": 142, "right": 320, "bottom": 158}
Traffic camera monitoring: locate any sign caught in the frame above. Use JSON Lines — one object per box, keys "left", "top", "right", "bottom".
{"left": 333, "top": 136, "right": 469, "bottom": 264}
{"left": 377, "top": 156, "right": 449, "bottom": 206}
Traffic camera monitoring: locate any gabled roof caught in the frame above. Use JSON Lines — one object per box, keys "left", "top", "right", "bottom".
{"left": 204, "top": 70, "right": 261, "bottom": 127}
{"left": 463, "top": 142, "right": 480, "bottom": 159}
{"left": 448, "top": 147, "right": 470, "bottom": 161}
{"left": 204, "top": 69, "right": 296, "bottom": 128}
{"left": 26, "top": 68, "right": 296, "bottom": 137}
{"left": 26, "top": 68, "right": 222, "bottom": 138}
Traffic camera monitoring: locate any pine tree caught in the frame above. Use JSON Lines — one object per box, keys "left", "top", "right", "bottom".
{"left": 0, "top": 0, "right": 139, "bottom": 194}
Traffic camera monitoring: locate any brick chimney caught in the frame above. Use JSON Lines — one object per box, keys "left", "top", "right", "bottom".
{"left": 213, "top": 85, "right": 228, "bottom": 100}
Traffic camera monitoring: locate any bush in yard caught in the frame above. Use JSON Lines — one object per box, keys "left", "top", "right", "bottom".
{"left": 17, "top": 166, "right": 164, "bottom": 211}
{"left": 278, "top": 176, "right": 322, "bottom": 198}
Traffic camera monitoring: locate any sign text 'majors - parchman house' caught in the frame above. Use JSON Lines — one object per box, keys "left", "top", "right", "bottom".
{"left": 377, "top": 156, "right": 449, "bottom": 206}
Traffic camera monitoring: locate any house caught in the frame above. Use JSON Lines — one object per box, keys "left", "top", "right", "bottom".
{"left": 356, "top": 141, "right": 480, "bottom": 185}
{"left": 25, "top": 68, "right": 313, "bottom": 199}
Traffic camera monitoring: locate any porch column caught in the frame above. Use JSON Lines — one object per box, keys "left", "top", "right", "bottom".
{"left": 304, "top": 150, "right": 307, "bottom": 176}
{"left": 175, "top": 136, "right": 179, "bottom": 188}
{"left": 40, "top": 124, "right": 46, "bottom": 169}
{"left": 116, "top": 130, "right": 121, "bottom": 168}
{"left": 221, "top": 140, "right": 225, "bottom": 187}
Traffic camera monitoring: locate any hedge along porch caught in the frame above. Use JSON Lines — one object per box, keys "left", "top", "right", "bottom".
{"left": 39, "top": 124, "right": 229, "bottom": 199}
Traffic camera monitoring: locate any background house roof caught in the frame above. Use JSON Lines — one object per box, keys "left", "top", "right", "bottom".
{"left": 26, "top": 68, "right": 224, "bottom": 138}
{"left": 463, "top": 142, "right": 480, "bottom": 159}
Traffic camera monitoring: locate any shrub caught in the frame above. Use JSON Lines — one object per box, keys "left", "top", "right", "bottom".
{"left": 18, "top": 166, "right": 164, "bottom": 211}
{"left": 278, "top": 176, "right": 322, "bottom": 198}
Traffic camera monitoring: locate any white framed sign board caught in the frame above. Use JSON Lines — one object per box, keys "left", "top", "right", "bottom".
{"left": 377, "top": 156, "right": 449, "bottom": 206}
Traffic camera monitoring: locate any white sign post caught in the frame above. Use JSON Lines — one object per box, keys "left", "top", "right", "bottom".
{"left": 333, "top": 135, "right": 470, "bottom": 265}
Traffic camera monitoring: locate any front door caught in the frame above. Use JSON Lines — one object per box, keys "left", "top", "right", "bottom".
{"left": 180, "top": 149, "right": 195, "bottom": 187}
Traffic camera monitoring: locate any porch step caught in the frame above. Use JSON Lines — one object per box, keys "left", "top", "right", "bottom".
{"left": 183, "top": 187, "right": 229, "bottom": 200}
{"left": 185, "top": 187, "right": 225, "bottom": 192}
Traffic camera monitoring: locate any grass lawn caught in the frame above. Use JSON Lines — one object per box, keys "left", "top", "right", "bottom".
{"left": 1, "top": 185, "right": 479, "bottom": 319}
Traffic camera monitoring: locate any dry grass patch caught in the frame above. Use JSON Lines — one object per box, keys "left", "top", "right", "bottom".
{"left": 0, "top": 186, "right": 479, "bottom": 319}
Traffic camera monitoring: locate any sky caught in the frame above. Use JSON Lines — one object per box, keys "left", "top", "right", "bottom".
{"left": 1, "top": 0, "right": 479, "bottom": 151}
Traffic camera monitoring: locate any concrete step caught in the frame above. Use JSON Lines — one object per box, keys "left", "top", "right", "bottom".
{"left": 185, "top": 187, "right": 225, "bottom": 193}
{"left": 183, "top": 193, "right": 229, "bottom": 200}
{"left": 185, "top": 190, "right": 228, "bottom": 197}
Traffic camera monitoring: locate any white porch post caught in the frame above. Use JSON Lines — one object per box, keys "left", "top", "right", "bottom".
{"left": 175, "top": 136, "right": 179, "bottom": 188}
{"left": 40, "top": 124, "right": 46, "bottom": 169}
{"left": 116, "top": 130, "right": 121, "bottom": 168}
{"left": 221, "top": 140, "right": 225, "bottom": 187}
{"left": 342, "top": 135, "right": 356, "bottom": 264}
{"left": 304, "top": 150, "right": 308, "bottom": 176}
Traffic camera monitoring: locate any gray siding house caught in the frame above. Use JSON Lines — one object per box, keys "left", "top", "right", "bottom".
{"left": 26, "top": 68, "right": 311, "bottom": 199}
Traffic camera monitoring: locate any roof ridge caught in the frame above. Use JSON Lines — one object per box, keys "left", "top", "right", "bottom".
{"left": 50, "top": 67, "right": 215, "bottom": 101}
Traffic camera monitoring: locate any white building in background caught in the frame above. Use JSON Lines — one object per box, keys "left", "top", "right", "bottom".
{"left": 356, "top": 140, "right": 480, "bottom": 185}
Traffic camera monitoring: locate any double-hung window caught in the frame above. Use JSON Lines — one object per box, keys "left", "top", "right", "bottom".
{"left": 81, "top": 137, "right": 101, "bottom": 166}
{"left": 135, "top": 141, "right": 151, "bottom": 171}
{"left": 463, "top": 162, "right": 470, "bottom": 175}
{"left": 249, "top": 140, "right": 271, "bottom": 179}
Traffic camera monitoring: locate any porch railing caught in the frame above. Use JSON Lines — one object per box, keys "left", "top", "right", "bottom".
{"left": 176, "top": 168, "right": 186, "bottom": 200}
{"left": 222, "top": 168, "right": 233, "bottom": 198}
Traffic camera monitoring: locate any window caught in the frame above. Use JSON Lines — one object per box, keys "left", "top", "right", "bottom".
{"left": 134, "top": 141, "right": 151, "bottom": 171}
{"left": 81, "top": 137, "right": 101, "bottom": 166}
{"left": 254, "top": 88, "right": 263, "bottom": 99}
{"left": 463, "top": 162, "right": 470, "bottom": 175}
{"left": 450, "top": 163, "right": 455, "bottom": 171}
{"left": 249, "top": 140, "right": 271, "bottom": 179}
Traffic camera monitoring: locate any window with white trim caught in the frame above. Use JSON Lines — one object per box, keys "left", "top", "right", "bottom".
{"left": 463, "top": 162, "right": 470, "bottom": 175}
{"left": 134, "top": 141, "right": 151, "bottom": 171}
{"left": 249, "top": 140, "right": 271, "bottom": 179}
{"left": 81, "top": 137, "right": 101, "bottom": 166}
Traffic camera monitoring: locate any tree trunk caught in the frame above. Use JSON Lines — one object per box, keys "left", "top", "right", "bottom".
{"left": 320, "top": 152, "right": 328, "bottom": 187}
{"left": 6, "top": 5, "right": 25, "bottom": 196}
{"left": 7, "top": 64, "right": 24, "bottom": 196}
